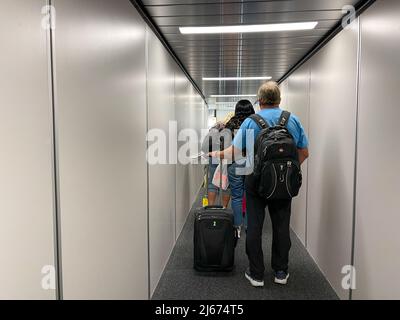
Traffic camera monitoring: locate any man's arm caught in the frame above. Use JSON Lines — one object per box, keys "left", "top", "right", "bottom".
{"left": 209, "top": 145, "right": 242, "bottom": 160}
{"left": 214, "top": 146, "right": 309, "bottom": 163}
{"left": 298, "top": 148, "right": 309, "bottom": 165}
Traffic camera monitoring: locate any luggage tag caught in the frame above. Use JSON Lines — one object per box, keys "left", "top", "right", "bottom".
{"left": 202, "top": 197, "right": 209, "bottom": 207}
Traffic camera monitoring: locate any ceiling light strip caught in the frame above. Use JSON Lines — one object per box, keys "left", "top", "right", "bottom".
{"left": 180, "top": 22, "right": 318, "bottom": 35}
{"left": 210, "top": 94, "right": 257, "bottom": 98}
{"left": 203, "top": 76, "right": 271, "bottom": 81}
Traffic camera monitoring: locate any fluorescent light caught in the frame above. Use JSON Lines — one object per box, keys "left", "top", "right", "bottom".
{"left": 180, "top": 22, "right": 318, "bottom": 34}
{"left": 204, "top": 76, "right": 271, "bottom": 81}
{"left": 210, "top": 94, "right": 257, "bottom": 98}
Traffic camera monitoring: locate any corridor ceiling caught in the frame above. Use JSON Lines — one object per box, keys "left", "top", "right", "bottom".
{"left": 141, "top": 0, "right": 360, "bottom": 103}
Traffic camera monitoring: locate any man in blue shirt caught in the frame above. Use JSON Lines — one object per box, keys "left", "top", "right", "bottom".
{"left": 210, "top": 81, "right": 309, "bottom": 287}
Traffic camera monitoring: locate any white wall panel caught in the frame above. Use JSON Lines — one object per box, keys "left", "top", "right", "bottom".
{"left": 147, "top": 29, "right": 176, "bottom": 296}
{"left": 307, "top": 19, "right": 359, "bottom": 300}
{"left": 0, "top": 0, "right": 56, "bottom": 300}
{"left": 175, "top": 72, "right": 193, "bottom": 238}
{"left": 174, "top": 73, "right": 206, "bottom": 240}
{"left": 188, "top": 91, "right": 206, "bottom": 203}
{"left": 354, "top": 0, "right": 400, "bottom": 299}
{"left": 286, "top": 64, "right": 311, "bottom": 245}
{"left": 53, "top": 0, "right": 148, "bottom": 299}
{"left": 279, "top": 79, "right": 289, "bottom": 108}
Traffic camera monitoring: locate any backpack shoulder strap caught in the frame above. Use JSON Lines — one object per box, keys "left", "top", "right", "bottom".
{"left": 279, "top": 110, "right": 291, "bottom": 127}
{"left": 249, "top": 114, "right": 269, "bottom": 130}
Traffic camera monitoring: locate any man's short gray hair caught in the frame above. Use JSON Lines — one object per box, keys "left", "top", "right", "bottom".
{"left": 258, "top": 81, "right": 281, "bottom": 106}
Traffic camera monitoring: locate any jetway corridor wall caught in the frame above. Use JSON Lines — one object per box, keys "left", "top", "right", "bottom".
{"left": 279, "top": 0, "right": 400, "bottom": 300}
{"left": 0, "top": 0, "right": 206, "bottom": 300}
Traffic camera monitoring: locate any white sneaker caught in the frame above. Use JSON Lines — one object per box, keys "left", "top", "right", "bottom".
{"left": 236, "top": 226, "right": 242, "bottom": 239}
{"left": 245, "top": 268, "right": 264, "bottom": 287}
{"left": 274, "top": 271, "right": 290, "bottom": 285}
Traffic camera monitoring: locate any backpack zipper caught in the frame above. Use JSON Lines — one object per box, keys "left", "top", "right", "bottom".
{"left": 286, "top": 161, "right": 293, "bottom": 198}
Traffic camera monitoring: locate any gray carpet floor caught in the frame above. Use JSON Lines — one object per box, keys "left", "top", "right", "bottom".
{"left": 152, "top": 190, "right": 339, "bottom": 300}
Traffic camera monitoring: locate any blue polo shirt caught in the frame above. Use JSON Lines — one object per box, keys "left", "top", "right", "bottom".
{"left": 232, "top": 107, "right": 309, "bottom": 154}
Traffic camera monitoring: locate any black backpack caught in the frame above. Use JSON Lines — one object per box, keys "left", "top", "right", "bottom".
{"left": 249, "top": 111, "right": 302, "bottom": 200}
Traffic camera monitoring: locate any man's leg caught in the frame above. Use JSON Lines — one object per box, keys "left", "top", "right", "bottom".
{"left": 268, "top": 199, "right": 292, "bottom": 273}
{"left": 245, "top": 190, "right": 267, "bottom": 280}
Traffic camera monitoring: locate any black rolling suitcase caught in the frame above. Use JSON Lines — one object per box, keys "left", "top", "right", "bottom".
{"left": 194, "top": 138, "right": 237, "bottom": 272}
{"left": 193, "top": 204, "right": 236, "bottom": 272}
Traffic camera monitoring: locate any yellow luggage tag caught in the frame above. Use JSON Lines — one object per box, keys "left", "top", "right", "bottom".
{"left": 202, "top": 197, "right": 209, "bottom": 207}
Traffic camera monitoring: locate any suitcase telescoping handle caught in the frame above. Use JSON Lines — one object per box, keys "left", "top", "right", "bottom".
{"left": 204, "top": 205, "right": 224, "bottom": 210}
{"left": 218, "top": 136, "right": 225, "bottom": 206}
{"left": 203, "top": 135, "right": 214, "bottom": 204}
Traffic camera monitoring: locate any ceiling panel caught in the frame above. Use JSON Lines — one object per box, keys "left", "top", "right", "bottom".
{"left": 143, "top": 0, "right": 359, "bottom": 14}
{"left": 154, "top": 14, "right": 343, "bottom": 28}
{"left": 141, "top": 0, "right": 360, "bottom": 100}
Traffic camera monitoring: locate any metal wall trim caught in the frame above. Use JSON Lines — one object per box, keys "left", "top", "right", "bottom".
{"left": 130, "top": 0, "right": 206, "bottom": 103}
{"left": 48, "top": 0, "right": 63, "bottom": 300}
{"left": 349, "top": 16, "right": 363, "bottom": 301}
{"left": 145, "top": 26, "right": 152, "bottom": 301}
